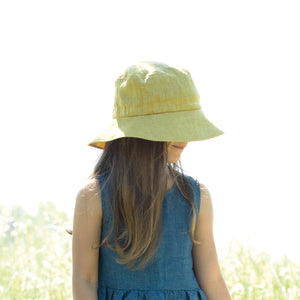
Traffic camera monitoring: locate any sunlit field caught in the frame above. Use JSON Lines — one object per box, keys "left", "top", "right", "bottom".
{"left": 0, "top": 203, "right": 72, "bottom": 300}
{"left": 1, "top": 203, "right": 299, "bottom": 300}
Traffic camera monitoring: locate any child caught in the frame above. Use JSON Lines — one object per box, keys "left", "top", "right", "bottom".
{"left": 72, "top": 62, "right": 231, "bottom": 299}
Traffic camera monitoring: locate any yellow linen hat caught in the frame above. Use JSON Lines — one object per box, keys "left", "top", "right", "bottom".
{"left": 89, "top": 62, "right": 223, "bottom": 149}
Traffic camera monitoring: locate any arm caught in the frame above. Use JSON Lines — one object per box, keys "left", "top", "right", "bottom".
{"left": 72, "top": 178, "right": 102, "bottom": 300}
{"left": 192, "top": 184, "right": 231, "bottom": 300}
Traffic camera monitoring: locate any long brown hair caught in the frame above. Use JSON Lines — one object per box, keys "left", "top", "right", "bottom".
{"left": 92, "top": 137, "right": 198, "bottom": 269}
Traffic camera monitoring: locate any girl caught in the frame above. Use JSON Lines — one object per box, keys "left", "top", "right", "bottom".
{"left": 72, "top": 62, "right": 231, "bottom": 300}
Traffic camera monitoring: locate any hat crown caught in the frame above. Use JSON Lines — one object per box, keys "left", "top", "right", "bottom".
{"left": 113, "top": 62, "right": 201, "bottom": 119}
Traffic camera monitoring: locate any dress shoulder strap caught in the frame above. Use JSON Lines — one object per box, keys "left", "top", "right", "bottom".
{"left": 184, "top": 175, "right": 201, "bottom": 215}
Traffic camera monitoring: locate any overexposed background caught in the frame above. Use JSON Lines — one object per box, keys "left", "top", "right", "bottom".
{"left": 1, "top": 0, "right": 299, "bottom": 260}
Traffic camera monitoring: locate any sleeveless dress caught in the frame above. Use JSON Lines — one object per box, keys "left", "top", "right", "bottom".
{"left": 97, "top": 175, "right": 207, "bottom": 300}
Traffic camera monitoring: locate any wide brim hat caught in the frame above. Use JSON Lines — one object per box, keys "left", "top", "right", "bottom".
{"left": 89, "top": 62, "right": 223, "bottom": 149}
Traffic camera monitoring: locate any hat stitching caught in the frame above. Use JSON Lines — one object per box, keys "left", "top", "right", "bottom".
{"left": 114, "top": 108, "right": 203, "bottom": 119}
{"left": 113, "top": 97, "right": 201, "bottom": 118}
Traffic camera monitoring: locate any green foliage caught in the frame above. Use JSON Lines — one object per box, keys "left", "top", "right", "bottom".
{"left": 0, "top": 203, "right": 72, "bottom": 300}
{"left": 221, "top": 240, "right": 300, "bottom": 300}
{"left": 0, "top": 203, "right": 300, "bottom": 299}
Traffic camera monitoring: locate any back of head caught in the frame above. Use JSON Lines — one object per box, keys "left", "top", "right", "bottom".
{"left": 92, "top": 138, "right": 195, "bottom": 269}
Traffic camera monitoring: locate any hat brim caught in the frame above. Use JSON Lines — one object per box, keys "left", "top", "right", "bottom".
{"left": 88, "top": 109, "right": 224, "bottom": 149}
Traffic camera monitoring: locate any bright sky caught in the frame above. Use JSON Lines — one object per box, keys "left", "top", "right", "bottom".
{"left": 1, "top": 0, "right": 299, "bottom": 260}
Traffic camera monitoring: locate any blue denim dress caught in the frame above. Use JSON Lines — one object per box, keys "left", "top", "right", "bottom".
{"left": 97, "top": 175, "right": 207, "bottom": 300}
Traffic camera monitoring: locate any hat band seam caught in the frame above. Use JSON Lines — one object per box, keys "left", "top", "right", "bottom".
{"left": 113, "top": 95, "right": 200, "bottom": 118}
{"left": 113, "top": 107, "right": 202, "bottom": 119}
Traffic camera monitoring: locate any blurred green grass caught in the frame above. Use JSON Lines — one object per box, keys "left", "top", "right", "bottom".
{"left": 0, "top": 203, "right": 299, "bottom": 299}
{"left": 221, "top": 241, "right": 300, "bottom": 299}
{"left": 0, "top": 203, "right": 72, "bottom": 300}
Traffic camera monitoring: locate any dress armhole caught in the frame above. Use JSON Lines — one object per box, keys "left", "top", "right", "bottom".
{"left": 194, "top": 179, "right": 201, "bottom": 216}
{"left": 185, "top": 175, "right": 201, "bottom": 216}
{"left": 95, "top": 174, "right": 112, "bottom": 225}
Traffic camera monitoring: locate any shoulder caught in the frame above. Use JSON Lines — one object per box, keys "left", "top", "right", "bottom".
{"left": 184, "top": 175, "right": 211, "bottom": 196}
{"left": 199, "top": 183, "right": 211, "bottom": 202}
{"left": 199, "top": 183, "right": 213, "bottom": 216}
{"left": 184, "top": 175, "right": 211, "bottom": 198}
{"left": 184, "top": 174, "right": 212, "bottom": 216}
{"left": 75, "top": 178, "right": 102, "bottom": 217}
{"left": 184, "top": 174, "right": 200, "bottom": 190}
{"left": 182, "top": 175, "right": 202, "bottom": 212}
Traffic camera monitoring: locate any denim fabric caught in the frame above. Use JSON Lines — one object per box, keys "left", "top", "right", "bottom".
{"left": 97, "top": 175, "right": 207, "bottom": 300}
